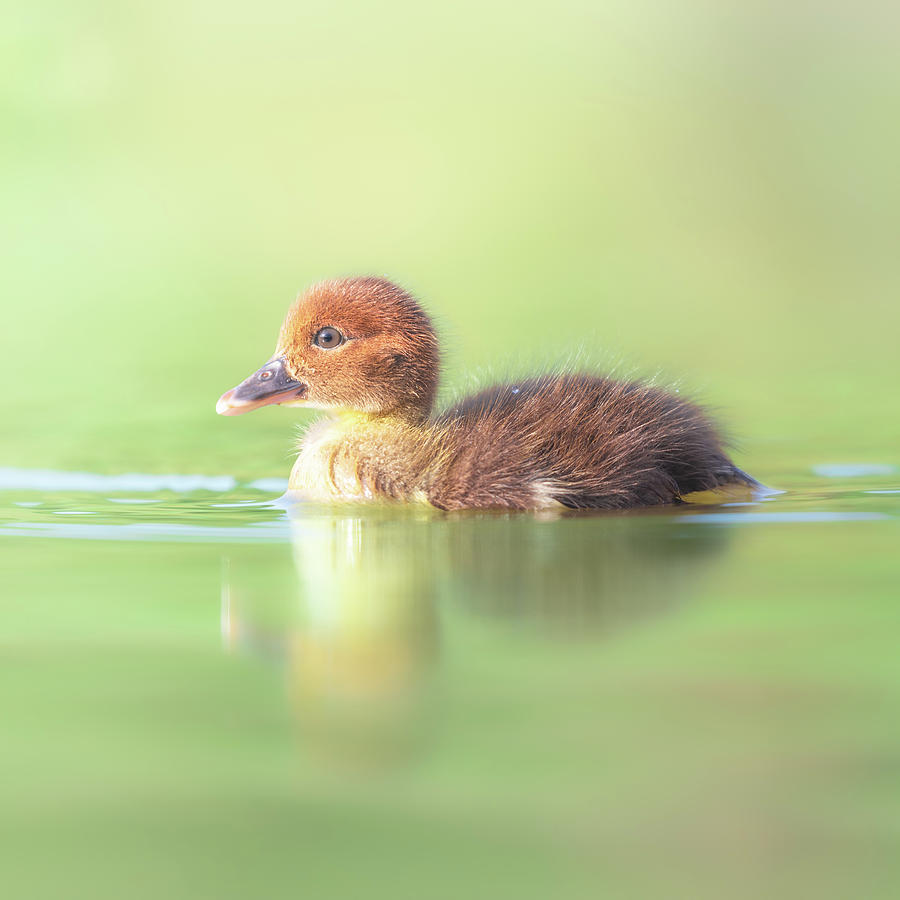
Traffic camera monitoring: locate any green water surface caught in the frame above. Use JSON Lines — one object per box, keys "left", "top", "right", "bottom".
{"left": 2, "top": 476, "right": 899, "bottom": 899}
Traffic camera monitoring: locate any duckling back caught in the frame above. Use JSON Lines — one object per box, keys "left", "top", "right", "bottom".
{"left": 424, "top": 374, "right": 754, "bottom": 510}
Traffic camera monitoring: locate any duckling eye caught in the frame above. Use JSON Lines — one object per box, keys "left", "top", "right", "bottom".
{"left": 313, "top": 327, "right": 343, "bottom": 349}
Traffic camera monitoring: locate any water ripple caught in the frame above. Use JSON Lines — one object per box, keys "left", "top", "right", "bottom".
{"left": 0, "top": 520, "right": 293, "bottom": 544}
{"left": 0, "top": 467, "right": 290, "bottom": 494}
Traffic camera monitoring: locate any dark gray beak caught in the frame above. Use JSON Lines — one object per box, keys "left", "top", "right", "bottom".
{"left": 216, "top": 356, "right": 307, "bottom": 416}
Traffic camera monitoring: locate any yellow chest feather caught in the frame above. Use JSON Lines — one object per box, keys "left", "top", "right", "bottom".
{"left": 288, "top": 415, "right": 429, "bottom": 504}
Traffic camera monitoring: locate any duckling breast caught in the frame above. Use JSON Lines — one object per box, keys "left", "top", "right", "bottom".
{"left": 289, "top": 415, "right": 435, "bottom": 504}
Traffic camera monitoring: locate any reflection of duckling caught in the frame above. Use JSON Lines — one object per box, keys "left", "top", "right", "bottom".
{"left": 221, "top": 515, "right": 439, "bottom": 768}
{"left": 218, "top": 277, "right": 755, "bottom": 509}
{"left": 443, "top": 513, "right": 732, "bottom": 632}
{"left": 220, "top": 504, "right": 733, "bottom": 767}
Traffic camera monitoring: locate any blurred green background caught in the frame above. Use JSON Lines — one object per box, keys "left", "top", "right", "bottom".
{"left": 2, "top": 2, "right": 900, "bottom": 899}
{"left": 3, "top": 0, "right": 898, "bottom": 479}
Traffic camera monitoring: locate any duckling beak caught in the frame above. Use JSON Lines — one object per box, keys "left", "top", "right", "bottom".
{"left": 216, "top": 357, "right": 308, "bottom": 416}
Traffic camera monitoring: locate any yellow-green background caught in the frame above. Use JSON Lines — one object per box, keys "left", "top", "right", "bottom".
{"left": 3, "top": 0, "right": 898, "bottom": 479}
{"left": 2, "top": 3, "right": 899, "bottom": 899}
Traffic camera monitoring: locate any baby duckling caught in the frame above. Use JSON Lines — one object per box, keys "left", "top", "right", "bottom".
{"left": 217, "top": 277, "right": 755, "bottom": 510}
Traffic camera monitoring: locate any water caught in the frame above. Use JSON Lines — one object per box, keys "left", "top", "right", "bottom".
{"left": 3, "top": 467, "right": 899, "bottom": 899}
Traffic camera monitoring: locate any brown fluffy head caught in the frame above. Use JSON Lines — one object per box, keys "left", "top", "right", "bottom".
{"left": 274, "top": 277, "right": 439, "bottom": 418}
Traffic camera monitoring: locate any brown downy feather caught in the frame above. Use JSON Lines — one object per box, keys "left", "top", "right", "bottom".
{"left": 425, "top": 375, "right": 754, "bottom": 510}
{"left": 217, "top": 277, "right": 756, "bottom": 510}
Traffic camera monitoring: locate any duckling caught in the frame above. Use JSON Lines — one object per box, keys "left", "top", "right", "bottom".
{"left": 217, "top": 277, "right": 756, "bottom": 510}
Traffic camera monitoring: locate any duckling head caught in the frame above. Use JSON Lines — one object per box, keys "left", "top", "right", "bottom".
{"left": 216, "top": 277, "right": 439, "bottom": 420}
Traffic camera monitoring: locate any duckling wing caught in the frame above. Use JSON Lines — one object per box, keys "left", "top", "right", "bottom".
{"left": 428, "top": 375, "right": 754, "bottom": 510}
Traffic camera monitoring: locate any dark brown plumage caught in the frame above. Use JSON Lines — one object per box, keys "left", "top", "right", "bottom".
{"left": 217, "top": 277, "right": 755, "bottom": 510}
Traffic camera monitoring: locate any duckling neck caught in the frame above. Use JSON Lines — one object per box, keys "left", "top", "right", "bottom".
{"left": 337, "top": 405, "right": 428, "bottom": 428}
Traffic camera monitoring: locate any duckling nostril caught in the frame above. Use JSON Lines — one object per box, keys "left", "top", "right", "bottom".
{"left": 259, "top": 371, "right": 273, "bottom": 381}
